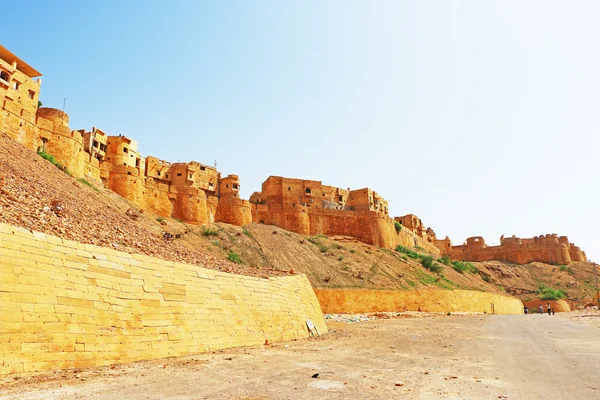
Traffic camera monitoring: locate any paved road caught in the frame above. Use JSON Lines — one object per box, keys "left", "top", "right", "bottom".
{"left": 1, "top": 314, "right": 599, "bottom": 400}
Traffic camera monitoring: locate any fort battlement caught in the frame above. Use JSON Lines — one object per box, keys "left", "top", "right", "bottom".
{"left": 434, "top": 233, "right": 587, "bottom": 265}
{"left": 0, "top": 43, "right": 588, "bottom": 264}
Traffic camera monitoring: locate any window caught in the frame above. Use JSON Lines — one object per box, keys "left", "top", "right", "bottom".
{"left": 11, "top": 81, "right": 19, "bottom": 90}
{"left": 288, "top": 187, "right": 291, "bottom": 191}
{"left": 177, "top": 173, "right": 182, "bottom": 177}
{"left": 123, "top": 147, "right": 128, "bottom": 153}
{"left": 339, "top": 196, "right": 343, "bottom": 202}
{"left": 157, "top": 171, "right": 161, "bottom": 176}
{"left": 189, "top": 174, "right": 193, "bottom": 179}
{"left": 305, "top": 188, "right": 311, "bottom": 194}
{"left": 209, "top": 182, "right": 214, "bottom": 189}
{"left": 0, "top": 71, "right": 8, "bottom": 82}
{"left": 28, "top": 90, "right": 35, "bottom": 100}
{"left": 93, "top": 140, "right": 98, "bottom": 148}
{"left": 165, "top": 174, "right": 169, "bottom": 178}
{"left": 200, "top": 166, "right": 206, "bottom": 171}
{"left": 226, "top": 184, "right": 229, "bottom": 188}
{"left": 232, "top": 184, "right": 238, "bottom": 189}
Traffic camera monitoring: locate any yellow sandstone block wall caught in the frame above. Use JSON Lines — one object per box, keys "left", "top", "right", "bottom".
{"left": 0, "top": 223, "right": 327, "bottom": 378}
{"left": 314, "top": 289, "right": 523, "bottom": 315}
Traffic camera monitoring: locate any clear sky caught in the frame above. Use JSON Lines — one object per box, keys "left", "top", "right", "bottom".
{"left": 4, "top": 1, "right": 599, "bottom": 262}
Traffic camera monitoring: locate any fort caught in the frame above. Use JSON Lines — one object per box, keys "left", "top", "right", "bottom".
{"left": 0, "top": 43, "right": 587, "bottom": 265}
{"left": 433, "top": 234, "right": 586, "bottom": 265}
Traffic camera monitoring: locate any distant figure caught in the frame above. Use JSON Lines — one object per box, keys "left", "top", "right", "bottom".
{"left": 538, "top": 305, "right": 543, "bottom": 314}
{"left": 547, "top": 303, "right": 552, "bottom": 315}
{"left": 524, "top": 305, "right": 528, "bottom": 315}
{"left": 552, "top": 308, "right": 555, "bottom": 315}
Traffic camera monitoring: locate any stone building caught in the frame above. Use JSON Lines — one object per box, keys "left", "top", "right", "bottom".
{"left": 250, "top": 176, "right": 440, "bottom": 252}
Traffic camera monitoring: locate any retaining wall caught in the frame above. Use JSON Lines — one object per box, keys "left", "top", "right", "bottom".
{"left": 0, "top": 223, "right": 326, "bottom": 377}
{"left": 314, "top": 288, "right": 523, "bottom": 315}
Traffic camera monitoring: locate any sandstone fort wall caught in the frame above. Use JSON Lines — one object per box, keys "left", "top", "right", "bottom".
{"left": 0, "top": 223, "right": 327, "bottom": 378}
{"left": 314, "top": 289, "right": 524, "bottom": 315}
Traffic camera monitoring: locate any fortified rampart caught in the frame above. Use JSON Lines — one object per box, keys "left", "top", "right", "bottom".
{"left": 0, "top": 44, "right": 249, "bottom": 226}
{"left": 0, "top": 223, "right": 326, "bottom": 377}
{"left": 0, "top": 44, "right": 588, "bottom": 264}
{"left": 250, "top": 176, "right": 440, "bottom": 253}
{"left": 434, "top": 234, "right": 587, "bottom": 265}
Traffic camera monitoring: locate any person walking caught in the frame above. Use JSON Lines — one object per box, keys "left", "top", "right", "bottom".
{"left": 538, "top": 305, "right": 544, "bottom": 314}
{"left": 547, "top": 303, "right": 552, "bottom": 315}
{"left": 524, "top": 305, "right": 528, "bottom": 315}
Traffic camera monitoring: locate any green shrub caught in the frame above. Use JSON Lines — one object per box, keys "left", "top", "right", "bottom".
{"left": 559, "top": 265, "right": 574, "bottom": 275}
{"left": 338, "top": 256, "right": 344, "bottom": 261}
{"left": 319, "top": 245, "right": 328, "bottom": 253}
{"left": 451, "top": 260, "right": 478, "bottom": 274}
{"left": 242, "top": 228, "right": 253, "bottom": 238}
{"left": 482, "top": 274, "right": 491, "bottom": 283}
{"left": 202, "top": 227, "right": 220, "bottom": 237}
{"left": 537, "top": 285, "right": 566, "bottom": 300}
{"left": 156, "top": 217, "right": 166, "bottom": 223}
{"left": 438, "top": 255, "right": 451, "bottom": 266}
{"left": 227, "top": 250, "right": 242, "bottom": 264}
{"left": 349, "top": 249, "right": 356, "bottom": 254}
{"left": 420, "top": 256, "right": 442, "bottom": 273}
{"left": 394, "top": 221, "right": 402, "bottom": 233}
{"left": 395, "top": 245, "right": 421, "bottom": 259}
{"left": 335, "top": 244, "right": 343, "bottom": 250}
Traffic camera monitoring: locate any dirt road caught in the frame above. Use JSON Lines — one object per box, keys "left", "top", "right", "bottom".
{"left": 2, "top": 312, "right": 599, "bottom": 400}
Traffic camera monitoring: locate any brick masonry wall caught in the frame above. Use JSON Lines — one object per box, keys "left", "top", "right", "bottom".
{"left": 0, "top": 223, "right": 327, "bottom": 377}
{"left": 314, "top": 289, "right": 524, "bottom": 315}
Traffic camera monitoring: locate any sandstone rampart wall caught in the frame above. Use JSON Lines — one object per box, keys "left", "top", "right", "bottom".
{"left": 0, "top": 223, "right": 327, "bottom": 378}
{"left": 314, "top": 289, "right": 524, "bottom": 315}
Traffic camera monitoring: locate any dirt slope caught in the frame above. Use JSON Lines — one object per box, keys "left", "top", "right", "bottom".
{"left": 1, "top": 132, "right": 597, "bottom": 303}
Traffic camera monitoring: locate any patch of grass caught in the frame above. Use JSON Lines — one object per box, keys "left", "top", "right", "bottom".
{"left": 349, "top": 249, "right": 356, "bottom": 254}
{"left": 559, "top": 265, "right": 574, "bottom": 275}
{"left": 315, "top": 234, "right": 328, "bottom": 239}
{"left": 420, "top": 256, "right": 442, "bottom": 274}
{"left": 242, "top": 228, "right": 253, "bottom": 238}
{"left": 308, "top": 236, "right": 322, "bottom": 245}
{"left": 319, "top": 245, "right": 329, "bottom": 253}
{"left": 156, "top": 217, "right": 166, "bottom": 223}
{"left": 395, "top": 245, "right": 421, "bottom": 259}
{"left": 416, "top": 270, "right": 437, "bottom": 285}
{"left": 438, "top": 255, "right": 451, "bottom": 266}
{"left": 77, "top": 178, "right": 99, "bottom": 192}
{"left": 38, "top": 150, "right": 68, "bottom": 173}
{"left": 334, "top": 244, "right": 343, "bottom": 250}
{"left": 406, "top": 279, "right": 417, "bottom": 288}
{"left": 173, "top": 218, "right": 182, "bottom": 223}
{"left": 394, "top": 221, "right": 402, "bottom": 233}
{"left": 451, "top": 260, "right": 478, "bottom": 274}
{"left": 415, "top": 246, "right": 424, "bottom": 251}
{"left": 201, "top": 227, "right": 220, "bottom": 237}
{"left": 537, "top": 285, "right": 566, "bottom": 300}
{"left": 227, "top": 250, "right": 242, "bottom": 264}
{"left": 338, "top": 256, "right": 344, "bottom": 261}
{"left": 482, "top": 274, "right": 492, "bottom": 283}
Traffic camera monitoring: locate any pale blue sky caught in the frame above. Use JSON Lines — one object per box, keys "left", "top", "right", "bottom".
{"left": 5, "top": 1, "right": 599, "bottom": 262}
